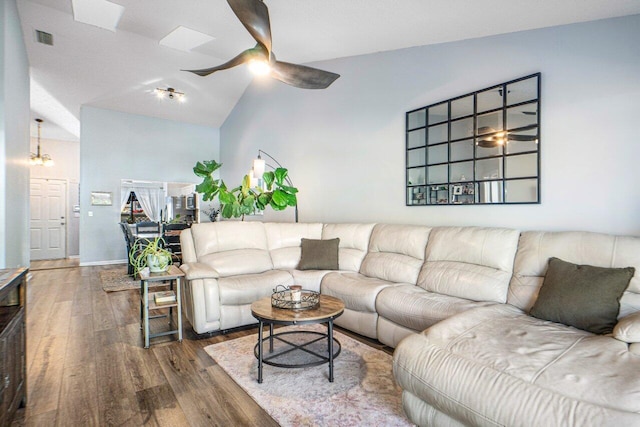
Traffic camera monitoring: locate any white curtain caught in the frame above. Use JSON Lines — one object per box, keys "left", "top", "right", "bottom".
{"left": 120, "top": 189, "right": 131, "bottom": 213}
{"left": 133, "top": 187, "right": 164, "bottom": 222}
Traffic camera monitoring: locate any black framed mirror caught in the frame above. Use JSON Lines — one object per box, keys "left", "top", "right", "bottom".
{"left": 406, "top": 73, "right": 541, "bottom": 205}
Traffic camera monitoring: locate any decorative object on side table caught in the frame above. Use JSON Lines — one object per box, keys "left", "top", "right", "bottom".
{"left": 203, "top": 207, "right": 220, "bottom": 222}
{"left": 129, "top": 237, "right": 173, "bottom": 276}
{"left": 271, "top": 285, "right": 320, "bottom": 310}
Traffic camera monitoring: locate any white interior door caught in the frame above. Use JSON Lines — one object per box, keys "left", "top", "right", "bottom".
{"left": 30, "top": 178, "right": 67, "bottom": 260}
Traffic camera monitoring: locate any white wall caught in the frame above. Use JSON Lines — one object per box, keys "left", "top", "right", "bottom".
{"left": 221, "top": 14, "right": 640, "bottom": 236}
{"left": 30, "top": 137, "right": 81, "bottom": 256}
{"left": 0, "top": 0, "right": 30, "bottom": 269}
{"left": 79, "top": 106, "right": 219, "bottom": 264}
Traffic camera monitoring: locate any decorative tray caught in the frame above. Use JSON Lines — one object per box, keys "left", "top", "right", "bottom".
{"left": 271, "top": 285, "right": 319, "bottom": 310}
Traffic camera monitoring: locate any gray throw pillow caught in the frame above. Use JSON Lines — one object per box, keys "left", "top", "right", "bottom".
{"left": 298, "top": 238, "right": 340, "bottom": 270}
{"left": 529, "top": 257, "right": 635, "bottom": 334}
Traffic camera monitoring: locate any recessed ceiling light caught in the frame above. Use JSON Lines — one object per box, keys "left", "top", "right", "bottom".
{"left": 159, "top": 26, "right": 215, "bottom": 52}
{"left": 71, "top": 0, "right": 124, "bottom": 32}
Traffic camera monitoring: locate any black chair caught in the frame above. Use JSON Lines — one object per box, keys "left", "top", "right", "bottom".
{"left": 135, "top": 221, "right": 161, "bottom": 236}
{"left": 162, "top": 223, "right": 189, "bottom": 264}
{"left": 119, "top": 222, "right": 136, "bottom": 275}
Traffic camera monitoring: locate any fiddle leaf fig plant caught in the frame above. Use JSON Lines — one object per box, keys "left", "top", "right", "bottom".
{"left": 193, "top": 160, "right": 298, "bottom": 220}
{"left": 193, "top": 160, "right": 223, "bottom": 201}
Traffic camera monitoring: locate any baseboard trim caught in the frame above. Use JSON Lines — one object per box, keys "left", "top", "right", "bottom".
{"left": 79, "top": 259, "right": 127, "bottom": 267}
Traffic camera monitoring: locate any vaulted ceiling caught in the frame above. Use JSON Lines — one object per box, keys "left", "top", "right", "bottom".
{"left": 17, "top": 0, "right": 640, "bottom": 141}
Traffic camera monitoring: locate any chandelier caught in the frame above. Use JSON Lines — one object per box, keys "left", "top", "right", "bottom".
{"left": 30, "top": 118, "right": 54, "bottom": 167}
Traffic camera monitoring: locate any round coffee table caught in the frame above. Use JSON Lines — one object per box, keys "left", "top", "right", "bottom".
{"left": 251, "top": 294, "right": 345, "bottom": 383}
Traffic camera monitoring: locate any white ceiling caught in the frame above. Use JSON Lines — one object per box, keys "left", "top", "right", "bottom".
{"left": 17, "top": 0, "right": 640, "bottom": 141}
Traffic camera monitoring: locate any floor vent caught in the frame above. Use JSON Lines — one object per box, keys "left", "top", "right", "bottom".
{"left": 35, "top": 30, "right": 53, "bottom": 46}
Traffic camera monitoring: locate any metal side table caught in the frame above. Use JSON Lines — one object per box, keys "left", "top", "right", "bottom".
{"left": 138, "top": 265, "right": 184, "bottom": 348}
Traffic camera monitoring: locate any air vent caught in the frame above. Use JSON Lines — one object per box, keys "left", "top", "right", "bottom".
{"left": 35, "top": 30, "right": 53, "bottom": 46}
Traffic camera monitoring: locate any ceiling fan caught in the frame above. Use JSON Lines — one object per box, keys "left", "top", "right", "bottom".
{"left": 476, "top": 125, "right": 538, "bottom": 148}
{"left": 183, "top": 0, "right": 340, "bottom": 89}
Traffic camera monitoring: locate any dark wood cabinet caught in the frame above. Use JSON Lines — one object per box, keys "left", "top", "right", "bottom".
{"left": 0, "top": 268, "right": 27, "bottom": 427}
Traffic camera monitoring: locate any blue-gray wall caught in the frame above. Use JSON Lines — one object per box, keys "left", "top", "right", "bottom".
{"left": 79, "top": 106, "right": 219, "bottom": 264}
{"left": 221, "top": 14, "right": 640, "bottom": 235}
{"left": 0, "top": 0, "right": 30, "bottom": 269}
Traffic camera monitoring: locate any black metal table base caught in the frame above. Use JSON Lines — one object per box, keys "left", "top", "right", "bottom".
{"left": 255, "top": 320, "right": 341, "bottom": 383}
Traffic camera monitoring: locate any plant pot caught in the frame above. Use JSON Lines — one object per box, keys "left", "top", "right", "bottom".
{"left": 147, "top": 253, "right": 170, "bottom": 273}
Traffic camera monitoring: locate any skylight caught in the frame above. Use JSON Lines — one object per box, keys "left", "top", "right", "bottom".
{"left": 72, "top": 0, "right": 124, "bottom": 32}
{"left": 159, "top": 26, "right": 215, "bottom": 52}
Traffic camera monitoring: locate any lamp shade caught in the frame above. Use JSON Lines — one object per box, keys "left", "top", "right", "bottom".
{"left": 253, "top": 158, "right": 266, "bottom": 178}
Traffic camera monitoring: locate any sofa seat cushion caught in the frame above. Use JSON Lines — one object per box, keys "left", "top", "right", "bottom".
{"left": 394, "top": 304, "right": 640, "bottom": 426}
{"left": 321, "top": 272, "right": 397, "bottom": 313}
{"left": 376, "top": 285, "right": 495, "bottom": 332}
{"left": 218, "top": 270, "right": 293, "bottom": 305}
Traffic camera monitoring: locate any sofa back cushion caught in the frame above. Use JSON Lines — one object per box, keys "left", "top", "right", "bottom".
{"left": 509, "top": 231, "right": 640, "bottom": 318}
{"left": 189, "top": 222, "right": 273, "bottom": 276}
{"left": 264, "top": 223, "right": 323, "bottom": 269}
{"left": 360, "top": 224, "right": 432, "bottom": 284}
{"left": 321, "top": 223, "right": 375, "bottom": 272}
{"left": 418, "top": 227, "right": 520, "bottom": 303}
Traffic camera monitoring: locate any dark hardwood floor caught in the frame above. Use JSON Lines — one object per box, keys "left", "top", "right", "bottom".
{"left": 13, "top": 264, "right": 391, "bottom": 426}
{"left": 13, "top": 264, "right": 280, "bottom": 426}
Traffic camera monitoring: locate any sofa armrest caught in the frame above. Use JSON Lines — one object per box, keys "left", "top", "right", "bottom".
{"left": 180, "top": 262, "right": 220, "bottom": 280}
{"left": 614, "top": 311, "right": 640, "bottom": 343}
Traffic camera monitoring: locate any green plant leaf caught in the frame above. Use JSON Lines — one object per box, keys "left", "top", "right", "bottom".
{"left": 218, "top": 190, "right": 235, "bottom": 205}
{"left": 262, "top": 171, "right": 275, "bottom": 190}
{"left": 274, "top": 168, "right": 288, "bottom": 185}
{"left": 221, "top": 203, "right": 234, "bottom": 218}
{"left": 279, "top": 185, "right": 298, "bottom": 194}
{"left": 285, "top": 192, "right": 297, "bottom": 207}
{"left": 193, "top": 160, "right": 222, "bottom": 178}
{"left": 271, "top": 189, "right": 288, "bottom": 207}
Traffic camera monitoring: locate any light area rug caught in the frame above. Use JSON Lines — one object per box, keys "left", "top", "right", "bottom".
{"left": 204, "top": 324, "right": 414, "bottom": 427}
{"left": 99, "top": 267, "right": 138, "bottom": 292}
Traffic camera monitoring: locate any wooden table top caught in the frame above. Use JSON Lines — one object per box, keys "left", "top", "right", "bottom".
{"left": 251, "top": 294, "right": 345, "bottom": 323}
{"left": 138, "top": 265, "right": 184, "bottom": 282}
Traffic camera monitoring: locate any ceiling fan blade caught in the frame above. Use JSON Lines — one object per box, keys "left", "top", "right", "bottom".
{"left": 270, "top": 61, "right": 340, "bottom": 89}
{"left": 507, "top": 134, "right": 538, "bottom": 141}
{"left": 183, "top": 48, "right": 256, "bottom": 76}
{"left": 227, "top": 0, "right": 272, "bottom": 54}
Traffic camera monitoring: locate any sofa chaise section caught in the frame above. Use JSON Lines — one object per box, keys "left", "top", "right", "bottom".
{"left": 393, "top": 230, "right": 640, "bottom": 426}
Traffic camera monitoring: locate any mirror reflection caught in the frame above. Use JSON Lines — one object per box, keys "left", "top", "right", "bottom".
{"left": 451, "top": 95, "right": 473, "bottom": 119}
{"left": 406, "top": 73, "right": 541, "bottom": 206}
{"left": 408, "top": 109, "right": 426, "bottom": 130}
{"left": 477, "top": 87, "right": 503, "bottom": 113}
{"left": 428, "top": 103, "right": 448, "bottom": 124}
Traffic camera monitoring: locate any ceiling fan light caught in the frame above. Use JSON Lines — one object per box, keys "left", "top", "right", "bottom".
{"left": 248, "top": 59, "right": 271, "bottom": 76}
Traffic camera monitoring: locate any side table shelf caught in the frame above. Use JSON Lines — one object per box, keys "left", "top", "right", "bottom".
{"left": 138, "top": 266, "right": 184, "bottom": 349}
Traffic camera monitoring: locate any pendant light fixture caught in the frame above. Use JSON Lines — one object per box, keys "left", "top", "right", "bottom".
{"left": 30, "top": 118, "right": 54, "bottom": 167}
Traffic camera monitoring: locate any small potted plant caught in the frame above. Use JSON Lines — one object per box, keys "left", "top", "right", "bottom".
{"left": 129, "top": 237, "right": 173, "bottom": 276}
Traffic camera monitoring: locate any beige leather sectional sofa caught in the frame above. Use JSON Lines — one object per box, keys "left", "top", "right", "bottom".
{"left": 179, "top": 221, "right": 640, "bottom": 426}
